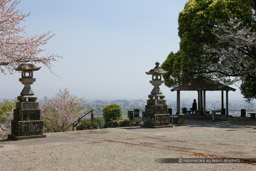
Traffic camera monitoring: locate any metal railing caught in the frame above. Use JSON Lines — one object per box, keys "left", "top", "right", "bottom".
{"left": 64, "top": 110, "right": 94, "bottom": 131}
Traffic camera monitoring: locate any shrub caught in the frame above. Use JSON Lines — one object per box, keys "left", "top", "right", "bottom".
{"left": 104, "top": 120, "right": 119, "bottom": 128}
{"left": 76, "top": 117, "right": 104, "bottom": 130}
{"left": 104, "top": 119, "right": 142, "bottom": 128}
{"left": 103, "top": 104, "right": 122, "bottom": 121}
{"left": 118, "top": 119, "right": 136, "bottom": 127}
{"left": 118, "top": 119, "right": 130, "bottom": 127}
{"left": 0, "top": 100, "right": 15, "bottom": 135}
{"left": 137, "top": 120, "right": 144, "bottom": 127}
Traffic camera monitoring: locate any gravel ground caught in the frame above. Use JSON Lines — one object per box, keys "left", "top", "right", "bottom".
{"left": 0, "top": 118, "right": 256, "bottom": 171}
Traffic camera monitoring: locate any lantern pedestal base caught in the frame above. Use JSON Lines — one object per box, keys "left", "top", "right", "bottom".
{"left": 9, "top": 120, "right": 46, "bottom": 140}
{"left": 143, "top": 99, "right": 171, "bottom": 128}
{"left": 142, "top": 114, "right": 171, "bottom": 128}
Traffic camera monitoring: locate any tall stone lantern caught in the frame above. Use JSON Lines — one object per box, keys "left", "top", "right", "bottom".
{"left": 8, "top": 63, "right": 46, "bottom": 140}
{"left": 142, "top": 62, "right": 171, "bottom": 127}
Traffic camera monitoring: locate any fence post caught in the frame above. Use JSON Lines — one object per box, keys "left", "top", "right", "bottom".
{"left": 72, "top": 123, "right": 74, "bottom": 131}
{"left": 182, "top": 108, "right": 187, "bottom": 115}
{"left": 168, "top": 108, "right": 172, "bottom": 115}
{"left": 241, "top": 109, "right": 246, "bottom": 117}
{"left": 134, "top": 109, "right": 140, "bottom": 118}
{"left": 128, "top": 111, "right": 134, "bottom": 120}
{"left": 91, "top": 110, "right": 94, "bottom": 129}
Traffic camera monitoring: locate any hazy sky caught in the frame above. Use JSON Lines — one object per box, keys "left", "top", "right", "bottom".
{"left": 0, "top": 0, "right": 245, "bottom": 102}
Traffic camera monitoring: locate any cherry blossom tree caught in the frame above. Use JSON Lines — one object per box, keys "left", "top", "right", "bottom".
{"left": 0, "top": 0, "right": 61, "bottom": 73}
{"left": 40, "top": 89, "right": 87, "bottom": 132}
{"left": 211, "top": 19, "right": 256, "bottom": 77}
{"left": 210, "top": 19, "right": 256, "bottom": 100}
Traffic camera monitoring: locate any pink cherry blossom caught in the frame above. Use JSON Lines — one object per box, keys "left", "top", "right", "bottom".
{"left": 0, "top": 0, "right": 61, "bottom": 73}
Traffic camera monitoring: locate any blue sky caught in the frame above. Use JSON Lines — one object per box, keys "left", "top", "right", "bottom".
{"left": 0, "top": 0, "right": 245, "bottom": 102}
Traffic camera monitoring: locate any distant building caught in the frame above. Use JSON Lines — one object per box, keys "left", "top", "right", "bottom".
{"left": 44, "top": 96, "right": 48, "bottom": 102}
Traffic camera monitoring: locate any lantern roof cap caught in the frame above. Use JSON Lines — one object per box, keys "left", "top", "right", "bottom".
{"left": 146, "top": 62, "right": 167, "bottom": 75}
{"left": 15, "top": 63, "right": 41, "bottom": 72}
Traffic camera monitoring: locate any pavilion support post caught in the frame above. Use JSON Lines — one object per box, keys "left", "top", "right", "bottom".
{"left": 197, "top": 91, "right": 200, "bottom": 111}
{"left": 198, "top": 90, "right": 203, "bottom": 113}
{"left": 177, "top": 90, "right": 180, "bottom": 114}
{"left": 203, "top": 90, "right": 206, "bottom": 115}
{"left": 197, "top": 90, "right": 203, "bottom": 115}
{"left": 202, "top": 90, "right": 204, "bottom": 112}
{"left": 221, "top": 90, "right": 224, "bottom": 109}
{"left": 200, "top": 90, "right": 203, "bottom": 112}
{"left": 226, "top": 91, "right": 229, "bottom": 116}
{"left": 221, "top": 90, "right": 225, "bottom": 115}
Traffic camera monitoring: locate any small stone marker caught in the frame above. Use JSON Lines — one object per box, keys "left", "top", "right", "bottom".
{"left": 178, "top": 114, "right": 186, "bottom": 125}
{"left": 182, "top": 108, "right": 187, "bottom": 115}
{"left": 168, "top": 108, "right": 172, "bottom": 115}
{"left": 134, "top": 109, "right": 140, "bottom": 118}
{"left": 128, "top": 111, "right": 134, "bottom": 120}
{"left": 241, "top": 109, "right": 246, "bottom": 117}
{"left": 170, "top": 115, "right": 178, "bottom": 124}
{"left": 115, "top": 109, "right": 121, "bottom": 119}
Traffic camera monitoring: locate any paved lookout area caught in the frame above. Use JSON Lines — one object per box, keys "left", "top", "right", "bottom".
{"left": 0, "top": 119, "right": 256, "bottom": 171}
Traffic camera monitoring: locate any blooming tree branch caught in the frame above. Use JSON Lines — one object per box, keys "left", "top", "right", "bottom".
{"left": 40, "top": 89, "right": 87, "bottom": 132}
{"left": 0, "top": 0, "right": 61, "bottom": 73}
{"left": 208, "top": 19, "right": 256, "bottom": 79}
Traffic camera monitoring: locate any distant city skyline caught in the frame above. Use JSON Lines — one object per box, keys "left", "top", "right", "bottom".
{"left": 0, "top": 0, "right": 248, "bottom": 102}
{"left": 84, "top": 98, "right": 256, "bottom": 117}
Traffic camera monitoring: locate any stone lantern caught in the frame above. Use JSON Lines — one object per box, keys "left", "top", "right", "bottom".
{"left": 8, "top": 63, "right": 46, "bottom": 140}
{"left": 142, "top": 62, "right": 171, "bottom": 127}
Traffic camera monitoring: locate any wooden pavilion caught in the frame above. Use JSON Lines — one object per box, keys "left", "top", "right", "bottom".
{"left": 171, "top": 77, "right": 236, "bottom": 116}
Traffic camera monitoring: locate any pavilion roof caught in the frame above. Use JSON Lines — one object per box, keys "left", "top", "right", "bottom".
{"left": 171, "top": 77, "right": 236, "bottom": 91}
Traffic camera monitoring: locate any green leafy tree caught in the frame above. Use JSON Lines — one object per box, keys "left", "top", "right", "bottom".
{"left": 161, "top": 51, "right": 182, "bottom": 87}
{"left": 162, "top": 0, "right": 254, "bottom": 88}
{"left": 103, "top": 104, "right": 122, "bottom": 121}
{"left": 240, "top": 74, "right": 256, "bottom": 101}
